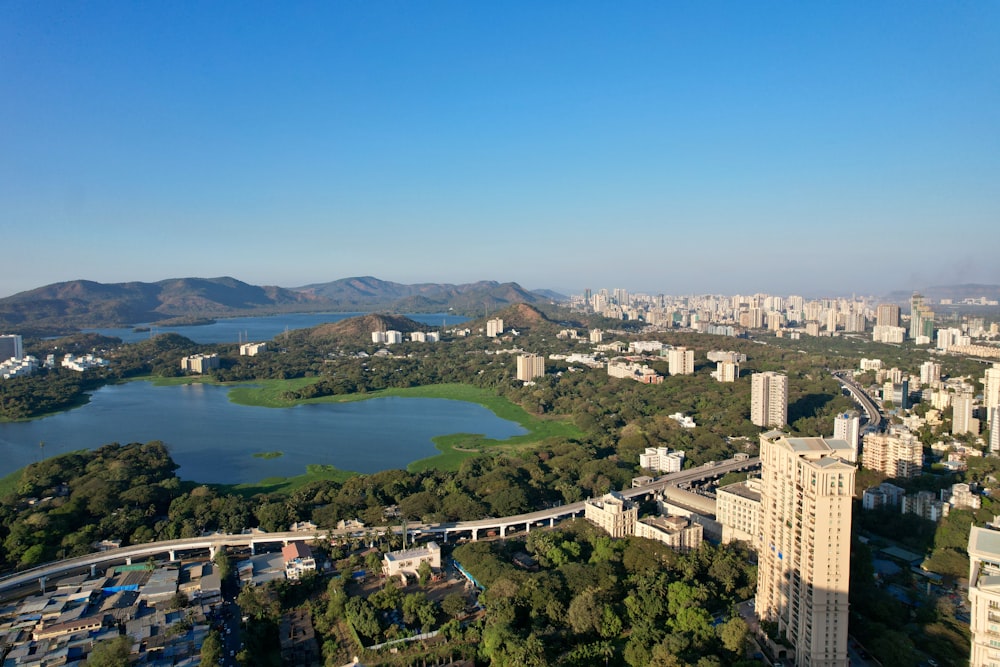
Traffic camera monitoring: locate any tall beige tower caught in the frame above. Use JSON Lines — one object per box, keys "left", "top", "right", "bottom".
{"left": 751, "top": 372, "right": 788, "bottom": 428}
{"left": 515, "top": 353, "right": 545, "bottom": 382}
{"left": 756, "top": 432, "right": 855, "bottom": 667}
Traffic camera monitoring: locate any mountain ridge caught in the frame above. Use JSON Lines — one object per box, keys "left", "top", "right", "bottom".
{"left": 0, "top": 276, "right": 561, "bottom": 332}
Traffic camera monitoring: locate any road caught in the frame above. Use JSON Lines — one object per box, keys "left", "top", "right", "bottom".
{"left": 833, "top": 371, "right": 884, "bottom": 432}
{"left": 0, "top": 455, "right": 759, "bottom": 594}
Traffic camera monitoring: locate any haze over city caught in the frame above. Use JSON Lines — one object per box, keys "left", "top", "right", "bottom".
{"left": 2, "top": 3, "right": 998, "bottom": 299}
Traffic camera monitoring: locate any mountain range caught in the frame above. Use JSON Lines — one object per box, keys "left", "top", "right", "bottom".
{"left": 0, "top": 276, "right": 561, "bottom": 333}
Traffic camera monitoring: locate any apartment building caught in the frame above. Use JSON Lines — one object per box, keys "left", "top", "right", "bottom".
{"left": 717, "top": 477, "right": 761, "bottom": 545}
{"left": 756, "top": 431, "right": 855, "bottom": 667}
{"left": 751, "top": 372, "right": 788, "bottom": 428}
{"left": 861, "top": 431, "right": 923, "bottom": 479}
{"left": 516, "top": 353, "right": 545, "bottom": 382}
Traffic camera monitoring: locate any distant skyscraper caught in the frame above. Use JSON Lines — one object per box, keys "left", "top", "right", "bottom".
{"left": 875, "top": 304, "right": 900, "bottom": 328}
{"left": 909, "top": 293, "right": 935, "bottom": 340}
{"left": 0, "top": 334, "right": 23, "bottom": 362}
{"left": 756, "top": 431, "right": 855, "bottom": 667}
{"left": 983, "top": 363, "right": 1000, "bottom": 440}
{"left": 919, "top": 361, "right": 942, "bottom": 387}
{"left": 751, "top": 372, "right": 788, "bottom": 428}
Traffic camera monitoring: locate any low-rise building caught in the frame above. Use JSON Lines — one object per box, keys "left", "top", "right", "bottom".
{"left": 584, "top": 492, "right": 638, "bottom": 538}
{"left": 638, "top": 447, "right": 685, "bottom": 474}
{"left": 383, "top": 542, "right": 441, "bottom": 579}
{"left": 634, "top": 515, "right": 703, "bottom": 552}
{"left": 282, "top": 542, "right": 317, "bottom": 581}
{"left": 239, "top": 342, "right": 267, "bottom": 356}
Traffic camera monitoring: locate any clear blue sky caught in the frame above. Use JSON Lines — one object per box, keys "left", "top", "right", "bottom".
{"left": 2, "top": 2, "right": 998, "bottom": 299}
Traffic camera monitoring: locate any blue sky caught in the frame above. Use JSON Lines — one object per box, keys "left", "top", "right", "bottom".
{"left": 2, "top": 2, "right": 998, "bottom": 299}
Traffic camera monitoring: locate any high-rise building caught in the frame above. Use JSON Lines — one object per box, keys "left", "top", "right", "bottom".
{"left": 756, "top": 431, "right": 855, "bottom": 667}
{"left": 516, "top": 353, "right": 545, "bottom": 382}
{"left": 875, "top": 304, "right": 900, "bottom": 328}
{"left": 983, "top": 363, "right": 1000, "bottom": 437}
{"left": 751, "top": 372, "right": 788, "bottom": 428}
{"left": 486, "top": 318, "right": 504, "bottom": 337}
{"left": 715, "top": 360, "right": 739, "bottom": 383}
{"left": 968, "top": 523, "right": 1000, "bottom": 667}
{"left": 668, "top": 347, "right": 695, "bottom": 376}
{"left": 919, "top": 361, "right": 942, "bottom": 387}
{"left": 832, "top": 413, "right": 860, "bottom": 462}
{"left": 0, "top": 334, "right": 23, "bottom": 362}
{"left": 953, "top": 394, "right": 980, "bottom": 436}
{"left": 909, "top": 293, "right": 935, "bottom": 340}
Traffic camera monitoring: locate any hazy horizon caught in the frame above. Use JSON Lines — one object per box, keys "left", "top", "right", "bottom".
{"left": 2, "top": 3, "right": 998, "bottom": 298}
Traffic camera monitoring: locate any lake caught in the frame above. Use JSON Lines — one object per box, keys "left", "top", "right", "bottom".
{"left": 83, "top": 312, "right": 470, "bottom": 344}
{"left": 0, "top": 382, "right": 526, "bottom": 484}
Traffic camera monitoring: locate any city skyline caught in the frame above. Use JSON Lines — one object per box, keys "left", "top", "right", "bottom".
{"left": 2, "top": 3, "right": 999, "bottom": 298}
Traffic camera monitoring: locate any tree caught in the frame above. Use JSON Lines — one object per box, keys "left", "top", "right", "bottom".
{"left": 718, "top": 616, "right": 749, "bottom": 654}
{"left": 442, "top": 592, "right": 466, "bottom": 618}
{"left": 567, "top": 588, "right": 603, "bottom": 635}
{"left": 418, "top": 558, "right": 433, "bottom": 586}
{"left": 84, "top": 635, "right": 133, "bottom": 666}
{"left": 200, "top": 629, "right": 223, "bottom": 665}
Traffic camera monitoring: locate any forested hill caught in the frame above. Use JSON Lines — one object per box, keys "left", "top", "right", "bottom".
{"left": 0, "top": 276, "right": 560, "bottom": 333}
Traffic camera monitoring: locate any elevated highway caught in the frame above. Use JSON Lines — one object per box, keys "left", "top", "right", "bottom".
{"left": 833, "top": 371, "right": 884, "bottom": 433}
{"left": 0, "top": 455, "right": 759, "bottom": 595}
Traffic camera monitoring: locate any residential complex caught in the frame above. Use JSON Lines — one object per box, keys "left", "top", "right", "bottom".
{"left": 756, "top": 431, "right": 855, "bottom": 667}
{"left": 179, "top": 353, "right": 219, "bottom": 374}
{"left": 485, "top": 318, "right": 504, "bottom": 337}
{"left": 751, "top": 372, "right": 788, "bottom": 428}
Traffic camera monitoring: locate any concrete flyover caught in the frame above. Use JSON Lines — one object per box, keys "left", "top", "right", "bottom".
{"left": 0, "top": 456, "right": 759, "bottom": 595}
{"left": 833, "top": 371, "right": 884, "bottom": 433}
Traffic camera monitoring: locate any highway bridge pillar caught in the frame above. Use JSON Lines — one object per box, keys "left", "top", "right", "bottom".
{"left": 39, "top": 576, "right": 46, "bottom": 592}
{"left": 471, "top": 529, "right": 478, "bottom": 541}
{"left": 169, "top": 550, "right": 177, "bottom": 561}
{"left": 549, "top": 518, "right": 555, "bottom": 527}
{"left": 90, "top": 564, "right": 97, "bottom": 577}
{"left": 209, "top": 546, "right": 216, "bottom": 559}
{"left": 500, "top": 525, "right": 506, "bottom": 538}
{"left": 250, "top": 542, "right": 256, "bottom": 555}
{"left": 524, "top": 522, "right": 530, "bottom": 534}
{"left": 442, "top": 531, "right": 448, "bottom": 544}
{"left": 125, "top": 557, "right": 132, "bottom": 565}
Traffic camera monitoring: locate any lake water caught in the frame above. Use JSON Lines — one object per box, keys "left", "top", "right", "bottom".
{"left": 83, "top": 312, "right": 470, "bottom": 344}
{"left": 0, "top": 382, "right": 526, "bottom": 484}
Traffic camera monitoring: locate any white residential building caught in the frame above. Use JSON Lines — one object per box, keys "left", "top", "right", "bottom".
{"left": 638, "top": 447, "right": 685, "bottom": 474}
{"left": 832, "top": 413, "right": 860, "bottom": 462}
{"left": 239, "top": 342, "right": 267, "bottom": 356}
{"left": 714, "top": 360, "right": 739, "bottom": 383}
